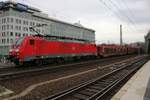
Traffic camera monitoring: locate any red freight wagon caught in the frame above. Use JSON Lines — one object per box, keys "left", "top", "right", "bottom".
{"left": 97, "top": 44, "right": 128, "bottom": 57}
{"left": 97, "top": 44, "right": 116, "bottom": 57}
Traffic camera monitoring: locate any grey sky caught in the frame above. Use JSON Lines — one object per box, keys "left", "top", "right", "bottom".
{"left": 3, "top": 0, "right": 150, "bottom": 44}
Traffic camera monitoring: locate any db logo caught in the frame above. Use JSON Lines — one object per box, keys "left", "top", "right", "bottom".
{"left": 72, "top": 47, "right": 75, "bottom": 50}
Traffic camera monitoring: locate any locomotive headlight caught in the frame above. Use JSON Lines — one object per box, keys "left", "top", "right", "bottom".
{"left": 9, "top": 49, "right": 13, "bottom": 52}
{"left": 15, "top": 49, "right": 20, "bottom": 56}
{"left": 15, "top": 49, "right": 19, "bottom": 52}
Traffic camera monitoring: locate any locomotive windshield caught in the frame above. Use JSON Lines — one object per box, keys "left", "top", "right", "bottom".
{"left": 15, "top": 37, "right": 23, "bottom": 45}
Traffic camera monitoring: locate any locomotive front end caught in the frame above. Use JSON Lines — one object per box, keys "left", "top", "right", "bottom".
{"left": 9, "top": 37, "right": 23, "bottom": 65}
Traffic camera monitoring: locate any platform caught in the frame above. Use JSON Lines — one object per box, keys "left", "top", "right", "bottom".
{"left": 0, "top": 86, "right": 13, "bottom": 99}
{"left": 112, "top": 60, "right": 150, "bottom": 100}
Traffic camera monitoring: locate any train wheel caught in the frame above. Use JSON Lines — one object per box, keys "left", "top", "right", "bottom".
{"left": 19, "top": 62, "right": 23, "bottom": 66}
{"left": 14, "top": 62, "right": 19, "bottom": 66}
{"left": 14, "top": 61, "right": 21, "bottom": 66}
{"left": 56, "top": 58, "right": 63, "bottom": 63}
{"left": 37, "top": 59, "right": 43, "bottom": 66}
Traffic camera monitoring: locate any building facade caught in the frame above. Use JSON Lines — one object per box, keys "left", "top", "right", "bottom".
{"left": 0, "top": 1, "right": 95, "bottom": 56}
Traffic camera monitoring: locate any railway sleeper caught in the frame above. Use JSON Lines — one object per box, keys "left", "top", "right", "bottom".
{"left": 96, "top": 81, "right": 111, "bottom": 85}
{"left": 73, "top": 93, "right": 90, "bottom": 100}
{"left": 100, "top": 79, "right": 115, "bottom": 83}
{"left": 86, "top": 88, "right": 100, "bottom": 93}
{"left": 88, "top": 86, "right": 103, "bottom": 90}
{"left": 93, "top": 84, "right": 108, "bottom": 89}
{"left": 79, "top": 90, "right": 96, "bottom": 96}
{"left": 92, "top": 83, "right": 109, "bottom": 87}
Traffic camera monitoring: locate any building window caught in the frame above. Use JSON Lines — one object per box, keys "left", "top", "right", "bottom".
{"left": 23, "top": 27, "right": 25, "bottom": 31}
{"left": 2, "top": 39, "right": 6, "bottom": 44}
{"left": 7, "top": 38, "right": 9, "bottom": 43}
{"left": 11, "top": 18, "right": 13, "bottom": 23}
{"left": 11, "top": 25, "right": 13, "bottom": 30}
{"left": 23, "top": 27, "right": 28, "bottom": 32}
{"left": 10, "top": 39, "right": 13, "bottom": 43}
{"left": 18, "top": 33, "right": 21, "bottom": 37}
{"left": 7, "top": 18, "right": 9, "bottom": 23}
{"left": 2, "top": 18, "right": 6, "bottom": 24}
{"left": 16, "top": 19, "right": 19, "bottom": 24}
{"left": 7, "top": 32, "right": 9, "bottom": 36}
{"left": 23, "top": 33, "right": 26, "bottom": 36}
{"left": 10, "top": 32, "right": 13, "bottom": 36}
{"left": 15, "top": 33, "right": 18, "bottom": 36}
{"left": 30, "top": 22, "right": 32, "bottom": 26}
{"left": 2, "top": 25, "right": 6, "bottom": 31}
{"left": 30, "top": 28, "right": 33, "bottom": 32}
{"left": 36, "top": 23, "right": 39, "bottom": 26}
{"left": 7, "top": 25, "right": 9, "bottom": 30}
{"left": 23, "top": 20, "right": 28, "bottom": 25}
{"left": 19, "top": 19, "right": 21, "bottom": 24}
{"left": 1, "top": 39, "right": 3, "bottom": 44}
{"left": 2, "top": 25, "right": 4, "bottom": 30}
{"left": 2, "top": 32, "right": 6, "bottom": 37}
{"left": 19, "top": 26, "right": 21, "bottom": 30}
{"left": 15, "top": 26, "right": 21, "bottom": 30}
{"left": 26, "top": 21, "right": 28, "bottom": 25}
{"left": 15, "top": 26, "right": 18, "bottom": 30}
{"left": 23, "top": 20, "right": 25, "bottom": 25}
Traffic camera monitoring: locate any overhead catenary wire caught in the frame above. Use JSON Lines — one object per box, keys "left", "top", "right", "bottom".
{"left": 98, "top": 0, "right": 137, "bottom": 44}
{"left": 98, "top": 0, "right": 137, "bottom": 32}
{"left": 108, "top": 0, "right": 139, "bottom": 32}
{"left": 97, "top": 0, "right": 130, "bottom": 32}
{"left": 108, "top": 0, "right": 135, "bottom": 25}
{"left": 121, "top": 0, "right": 148, "bottom": 32}
{"left": 98, "top": 0, "right": 123, "bottom": 20}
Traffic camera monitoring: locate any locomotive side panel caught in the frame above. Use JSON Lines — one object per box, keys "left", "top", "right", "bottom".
{"left": 36, "top": 40, "right": 97, "bottom": 58}
{"left": 16, "top": 37, "right": 97, "bottom": 63}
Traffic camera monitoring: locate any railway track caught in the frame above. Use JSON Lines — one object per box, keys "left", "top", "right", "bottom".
{"left": 43, "top": 55, "right": 149, "bottom": 100}
{"left": 0, "top": 55, "right": 134, "bottom": 73}
{"left": 0, "top": 55, "right": 136, "bottom": 81}
{"left": 0, "top": 63, "right": 15, "bottom": 69}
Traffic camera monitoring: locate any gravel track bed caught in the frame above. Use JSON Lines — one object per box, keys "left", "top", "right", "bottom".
{"left": 19, "top": 56, "right": 144, "bottom": 100}
{"left": 0, "top": 55, "right": 134, "bottom": 74}
{"left": 0, "top": 62, "right": 15, "bottom": 69}
{"left": 0, "top": 59, "right": 97, "bottom": 74}
{"left": 0, "top": 55, "right": 137, "bottom": 99}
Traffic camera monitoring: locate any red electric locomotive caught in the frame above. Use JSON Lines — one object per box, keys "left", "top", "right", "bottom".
{"left": 9, "top": 35, "right": 97, "bottom": 65}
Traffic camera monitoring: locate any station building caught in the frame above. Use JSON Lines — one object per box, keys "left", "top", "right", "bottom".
{"left": 0, "top": 1, "right": 95, "bottom": 56}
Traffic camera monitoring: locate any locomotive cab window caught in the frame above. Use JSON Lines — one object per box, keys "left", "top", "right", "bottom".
{"left": 15, "top": 37, "right": 23, "bottom": 45}
{"left": 29, "top": 39, "right": 35, "bottom": 45}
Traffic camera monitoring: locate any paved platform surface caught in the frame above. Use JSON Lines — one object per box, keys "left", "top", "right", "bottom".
{"left": 112, "top": 60, "right": 150, "bottom": 100}
{"left": 0, "top": 86, "right": 13, "bottom": 99}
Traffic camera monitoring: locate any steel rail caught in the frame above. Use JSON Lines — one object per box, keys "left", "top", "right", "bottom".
{"left": 0, "top": 55, "right": 139, "bottom": 81}
{"left": 43, "top": 56, "right": 149, "bottom": 100}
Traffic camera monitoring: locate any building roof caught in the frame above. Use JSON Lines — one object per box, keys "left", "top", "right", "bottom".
{"left": 0, "top": 1, "right": 95, "bottom": 32}
{"left": 0, "top": 1, "right": 41, "bottom": 12}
